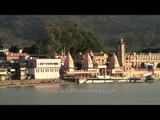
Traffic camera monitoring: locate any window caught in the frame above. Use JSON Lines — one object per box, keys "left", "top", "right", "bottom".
{"left": 55, "top": 69, "right": 58, "bottom": 72}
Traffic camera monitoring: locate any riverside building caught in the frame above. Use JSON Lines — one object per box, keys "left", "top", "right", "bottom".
{"left": 27, "top": 59, "right": 61, "bottom": 79}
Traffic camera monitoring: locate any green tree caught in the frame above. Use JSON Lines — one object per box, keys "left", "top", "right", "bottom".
{"left": 62, "top": 25, "right": 104, "bottom": 56}
{"left": 36, "top": 24, "right": 104, "bottom": 57}
{"left": 9, "top": 45, "right": 19, "bottom": 53}
{"left": 39, "top": 24, "right": 61, "bottom": 56}
{"left": 23, "top": 44, "right": 39, "bottom": 54}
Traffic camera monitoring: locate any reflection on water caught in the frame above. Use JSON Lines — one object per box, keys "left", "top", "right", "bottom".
{"left": 0, "top": 81, "right": 160, "bottom": 105}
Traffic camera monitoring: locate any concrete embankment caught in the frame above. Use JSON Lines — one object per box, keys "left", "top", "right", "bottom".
{"left": 0, "top": 79, "right": 59, "bottom": 88}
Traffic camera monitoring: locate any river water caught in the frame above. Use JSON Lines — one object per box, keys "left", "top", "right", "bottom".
{"left": 0, "top": 80, "right": 160, "bottom": 105}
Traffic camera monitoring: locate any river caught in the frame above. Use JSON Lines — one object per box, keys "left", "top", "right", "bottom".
{"left": 0, "top": 80, "right": 160, "bottom": 105}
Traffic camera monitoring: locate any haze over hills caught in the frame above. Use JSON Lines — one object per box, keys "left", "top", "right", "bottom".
{"left": 0, "top": 15, "right": 160, "bottom": 52}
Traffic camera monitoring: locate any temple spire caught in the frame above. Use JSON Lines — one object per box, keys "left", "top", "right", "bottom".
{"left": 64, "top": 52, "right": 74, "bottom": 72}
{"left": 82, "top": 52, "right": 93, "bottom": 69}
{"left": 109, "top": 53, "right": 120, "bottom": 68}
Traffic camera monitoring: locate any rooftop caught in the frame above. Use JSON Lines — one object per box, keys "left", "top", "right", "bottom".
{"left": 7, "top": 53, "right": 29, "bottom": 57}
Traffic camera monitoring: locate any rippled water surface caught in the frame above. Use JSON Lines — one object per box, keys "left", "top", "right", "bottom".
{"left": 0, "top": 81, "right": 160, "bottom": 105}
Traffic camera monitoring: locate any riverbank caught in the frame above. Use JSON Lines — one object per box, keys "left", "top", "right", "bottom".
{"left": 0, "top": 79, "right": 60, "bottom": 88}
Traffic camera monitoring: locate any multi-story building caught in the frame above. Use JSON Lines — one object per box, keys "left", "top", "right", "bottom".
{"left": 116, "top": 39, "right": 160, "bottom": 69}
{"left": 0, "top": 49, "right": 30, "bottom": 61}
{"left": 0, "top": 60, "right": 16, "bottom": 80}
{"left": 27, "top": 59, "right": 61, "bottom": 79}
{"left": 125, "top": 52, "right": 160, "bottom": 68}
{"left": 13, "top": 61, "right": 28, "bottom": 80}
{"left": 6, "top": 53, "right": 30, "bottom": 61}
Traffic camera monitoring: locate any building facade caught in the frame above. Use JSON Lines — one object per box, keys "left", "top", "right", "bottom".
{"left": 27, "top": 59, "right": 61, "bottom": 79}
{"left": 6, "top": 53, "right": 30, "bottom": 61}
{"left": 116, "top": 39, "right": 160, "bottom": 69}
{"left": 125, "top": 52, "right": 160, "bottom": 68}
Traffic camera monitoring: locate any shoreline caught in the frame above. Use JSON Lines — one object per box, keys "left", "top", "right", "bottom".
{"left": 0, "top": 78, "right": 158, "bottom": 88}
{"left": 0, "top": 79, "right": 61, "bottom": 88}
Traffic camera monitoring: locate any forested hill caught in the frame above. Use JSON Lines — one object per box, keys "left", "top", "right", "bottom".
{"left": 0, "top": 15, "right": 160, "bottom": 51}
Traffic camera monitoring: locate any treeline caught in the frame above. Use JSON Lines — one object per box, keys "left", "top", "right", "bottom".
{"left": 141, "top": 48, "right": 160, "bottom": 53}
{"left": 1, "top": 15, "right": 160, "bottom": 52}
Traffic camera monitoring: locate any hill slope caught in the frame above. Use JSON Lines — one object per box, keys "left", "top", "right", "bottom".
{"left": 0, "top": 15, "right": 160, "bottom": 51}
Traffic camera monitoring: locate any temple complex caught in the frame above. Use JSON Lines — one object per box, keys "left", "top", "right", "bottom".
{"left": 56, "top": 38, "right": 160, "bottom": 79}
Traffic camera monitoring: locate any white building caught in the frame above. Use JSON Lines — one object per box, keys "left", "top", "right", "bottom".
{"left": 27, "top": 59, "right": 61, "bottom": 79}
